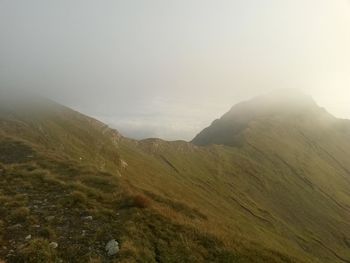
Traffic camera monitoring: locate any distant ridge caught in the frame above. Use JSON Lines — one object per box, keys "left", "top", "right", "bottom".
{"left": 192, "top": 89, "right": 325, "bottom": 146}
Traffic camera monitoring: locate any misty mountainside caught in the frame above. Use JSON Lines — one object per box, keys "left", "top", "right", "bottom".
{"left": 1, "top": 91, "right": 350, "bottom": 263}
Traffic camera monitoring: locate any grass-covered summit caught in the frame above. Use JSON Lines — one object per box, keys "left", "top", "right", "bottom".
{"left": 192, "top": 89, "right": 322, "bottom": 146}
{"left": 1, "top": 90, "right": 350, "bottom": 262}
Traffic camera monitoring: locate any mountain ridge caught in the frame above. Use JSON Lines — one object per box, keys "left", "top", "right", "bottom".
{"left": 192, "top": 89, "right": 331, "bottom": 146}
{"left": 1, "top": 90, "right": 350, "bottom": 262}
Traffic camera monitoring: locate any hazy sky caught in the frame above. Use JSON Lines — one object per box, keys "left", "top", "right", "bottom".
{"left": 1, "top": 1, "right": 350, "bottom": 140}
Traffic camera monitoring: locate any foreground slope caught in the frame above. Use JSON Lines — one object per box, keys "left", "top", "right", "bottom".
{"left": 0, "top": 95, "right": 262, "bottom": 262}
{"left": 1, "top": 90, "right": 350, "bottom": 262}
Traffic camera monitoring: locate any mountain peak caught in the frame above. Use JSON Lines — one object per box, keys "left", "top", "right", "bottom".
{"left": 192, "top": 89, "right": 323, "bottom": 146}
{"left": 229, "top": 89, "right": 317, "bottom": 113}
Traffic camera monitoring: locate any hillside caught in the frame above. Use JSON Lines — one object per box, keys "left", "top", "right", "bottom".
{"left": 1, "top": 90, "right": 350, "bottom": 262}
{"left": 192, "top": 89, "right": 321, "bottom": 146}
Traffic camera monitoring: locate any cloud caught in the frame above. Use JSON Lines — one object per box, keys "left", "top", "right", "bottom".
{"left": 92, "top": 96, "right": 221, "bottom": 141}
{"left": 1, "top": 0, "right": 350, "bottom": 140}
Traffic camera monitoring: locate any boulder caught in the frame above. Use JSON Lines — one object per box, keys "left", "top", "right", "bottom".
{"left": 105, "top": 239, "right": 119, "bottom": 256}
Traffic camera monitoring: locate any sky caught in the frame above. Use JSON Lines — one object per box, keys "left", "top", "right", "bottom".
{"left": 1, "top": 0, "right": 350, "bottom": 140}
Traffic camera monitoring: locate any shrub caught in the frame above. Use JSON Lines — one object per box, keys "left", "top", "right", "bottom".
{"left": 38, "top": 226, "right": 56, "bottom": 239}
{"left": 11, "top": 207, "right": 30, "bottom": 222}
{"left": 133, "top": 195, "right": 150, "bottom": 209}
{"left": 59, "top": 190, "right": 88, "bottom": 208}
{"left": 16, "top": 238, "right": 57, "bottom": 263}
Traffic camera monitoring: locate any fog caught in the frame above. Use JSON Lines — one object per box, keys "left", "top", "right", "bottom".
{"left": 1, "top": 0, "right": 350, "bottom": 140}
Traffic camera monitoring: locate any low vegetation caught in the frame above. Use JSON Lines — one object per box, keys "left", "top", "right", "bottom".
{"left": 2, "top": 92, "right": 350, "bottom": 262}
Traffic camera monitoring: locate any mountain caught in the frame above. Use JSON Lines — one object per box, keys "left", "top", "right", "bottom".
{"left": 0, "top": 93, "right": 122, "bottom": 172}
{"left": 192, "top": 89, "right": 322, "bottom": 146}
{"left": 1, "top": 90, "right": 350, "bottom": 263}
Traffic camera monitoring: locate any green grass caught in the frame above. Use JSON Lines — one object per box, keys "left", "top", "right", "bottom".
{"left": 2, "top": 94, "right": 350, "bottom": 262}
{"left": 0, "top": 158, "right": 239, "bottom": 263}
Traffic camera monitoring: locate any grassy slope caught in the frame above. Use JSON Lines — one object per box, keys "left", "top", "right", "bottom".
{"left": 0, "top": 102, "right": 278, "bottom": 262}
{"left": 0, "top": 98, "right": 122, "bottom": 173}
{"left": 1, "top": 94, "right": 350, "bottom": 262}
{"left": 117, "top": 105, "right": 350, "bottom": 262}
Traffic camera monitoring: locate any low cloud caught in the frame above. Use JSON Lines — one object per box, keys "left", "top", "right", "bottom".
{"left": 1, "top": 1, "right": 350, "bottom": 140}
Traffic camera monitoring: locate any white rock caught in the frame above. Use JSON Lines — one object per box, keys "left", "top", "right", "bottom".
{"left": 105, "top": 239, "right": 119, "bottom": 256}
{"left": 49, "top": 242, "right": 58, "bottom": 249}
{"left": 25, "top": 235, "right": 31, "bottom": 240}
{"left": 120, "top": 159, "right": 128, "bottom": 169}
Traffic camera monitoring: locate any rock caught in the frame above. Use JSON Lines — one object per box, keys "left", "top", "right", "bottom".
{"left": 82, "top": 216, "right": 93, "bottom": 221}
{"left": 105, "top": 239, "right": 119, "bottom": 256}
{"left": 49, "top": 242, "right": 58, "bottom": 249}
{"left": 25, "top": 235, "right": 32, "bottom": 240}
{"left": 121, "top": 159, "right": 128, "bottom": 169}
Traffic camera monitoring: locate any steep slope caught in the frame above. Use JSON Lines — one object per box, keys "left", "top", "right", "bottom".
{"left": 192, "top": 89, "right": 320, "bottom": 146}
{"left": 0, "top": 95, "right": 250, "bottom": 262}
{"left": 0, "top": 94, "right": 122, "bottom": 173}
{"left": 1, "top": 90, "right": 350, "bottom": 262}
{"left": 118, "top": 90, "right": 350, "bottom": 263}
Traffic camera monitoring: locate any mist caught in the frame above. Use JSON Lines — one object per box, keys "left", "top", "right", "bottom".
{"left": 1, "top": 0, "right": 350, "bottom": 140}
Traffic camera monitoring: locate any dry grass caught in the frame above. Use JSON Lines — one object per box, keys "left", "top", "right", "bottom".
{"left": 132, "top": 194, "right": 151, "bottom": 209}
{"left": 3, "top": 94, "right": 348, "bottom": 263}
{"left": 10, "top": 207, "right": 30, "bottom": 222}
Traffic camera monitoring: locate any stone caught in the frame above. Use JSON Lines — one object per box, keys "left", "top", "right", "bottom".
{"left": 121, "top": 159, "right": 128, "bottom": 169}
{"left": 82, "top": 216, "right": 93, "bottom": 221}
{"left": 49, "top": 242, "right": 58, "bottom": 249}
{"left": 25, "top": 235, "right": 32, "bottom": 240}
{"left": 105, "top": 239, "right": 119, "bottom": 256}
